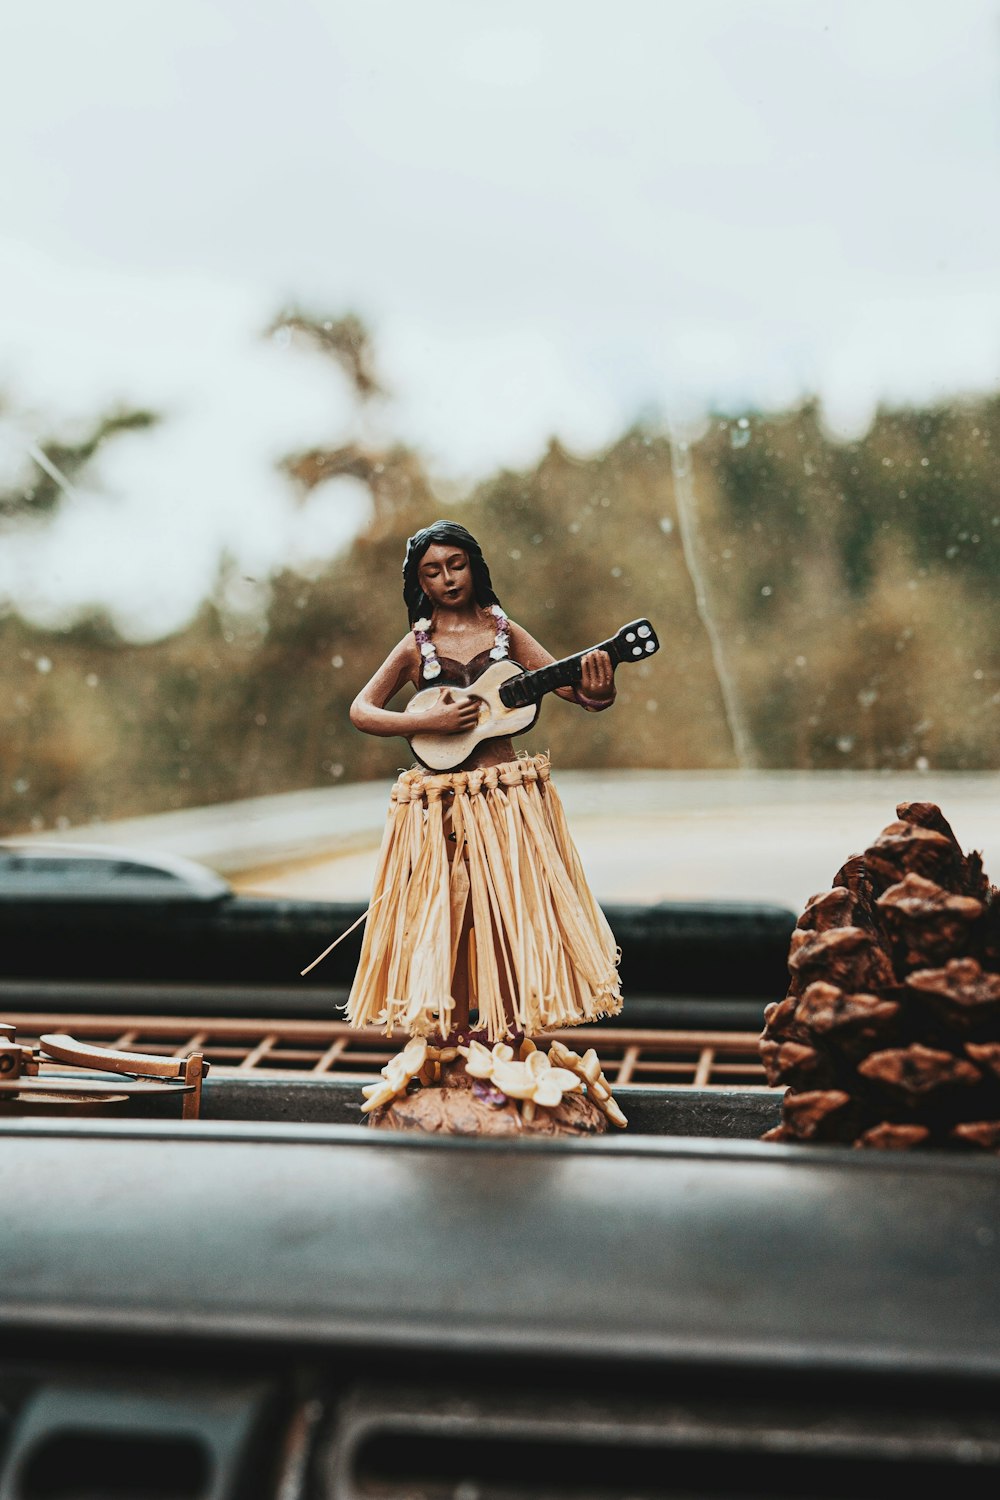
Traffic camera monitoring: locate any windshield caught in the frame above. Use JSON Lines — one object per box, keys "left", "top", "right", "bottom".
{"left": 3, "top": 0, "right": 999, "bottom": 912}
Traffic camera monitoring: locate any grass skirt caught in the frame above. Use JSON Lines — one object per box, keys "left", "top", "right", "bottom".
{"left": 344, "top": 754, "right": 622, "bottom": 1041}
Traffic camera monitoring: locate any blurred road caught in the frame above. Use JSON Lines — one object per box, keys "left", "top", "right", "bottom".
{"left": 32, "top": 769, "right": 999, "bottom": 916}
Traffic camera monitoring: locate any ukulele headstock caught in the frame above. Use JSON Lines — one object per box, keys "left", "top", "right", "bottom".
{"left": 609, "top": 619, "right": 659, "bottom": 665}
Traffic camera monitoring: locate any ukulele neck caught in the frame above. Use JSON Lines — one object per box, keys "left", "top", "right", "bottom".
{"left": 499, "top": 636, "right": 620, "bottom": 710}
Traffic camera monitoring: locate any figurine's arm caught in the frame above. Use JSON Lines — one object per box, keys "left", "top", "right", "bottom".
{"left": 507, "top": 624, "right": 616, "bottom": 710}
{"left": 350, "top": 636, "right": 481, "bottom": 738}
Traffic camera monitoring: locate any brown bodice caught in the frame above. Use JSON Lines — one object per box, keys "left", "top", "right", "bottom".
{"left": 420, "top": 648, "right": 500, "bottom": 688}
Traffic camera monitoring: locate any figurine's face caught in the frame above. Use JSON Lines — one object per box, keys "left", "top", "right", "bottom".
{"left": 417, "top": 543, "right": 474, "bottom": 609}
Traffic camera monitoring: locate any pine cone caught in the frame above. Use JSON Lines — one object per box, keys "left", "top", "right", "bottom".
{"left": 761, "top": 801, "right": 1000, "bottom": 1150}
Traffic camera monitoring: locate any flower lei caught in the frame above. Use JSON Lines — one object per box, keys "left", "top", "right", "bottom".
{"left": 413, "top": 603, "right": 510, "bottom": 680}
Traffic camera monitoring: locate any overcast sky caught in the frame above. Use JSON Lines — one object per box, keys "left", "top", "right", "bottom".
{"left": 2, "top": 0, "right": 999, "bottom": 638}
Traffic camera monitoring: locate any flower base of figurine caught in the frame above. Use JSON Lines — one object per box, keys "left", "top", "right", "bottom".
{"left": 365, "top": 1050, "right": 609, "bottom": 1137}
{"left": 360, "top": 1032, "right": 628, "bottom": 1135}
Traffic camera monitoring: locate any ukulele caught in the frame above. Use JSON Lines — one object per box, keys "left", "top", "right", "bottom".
{"left": 405, "top": 618, "right": 659, "bottom": 771}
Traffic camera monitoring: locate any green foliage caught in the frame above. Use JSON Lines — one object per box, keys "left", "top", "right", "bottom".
{"left": 0, "top": 408, "right": 159, "bottom": 520}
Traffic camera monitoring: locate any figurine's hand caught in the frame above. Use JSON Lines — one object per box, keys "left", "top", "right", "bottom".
{"left": 579, "top": 649, "right": 615, "bottom": 702}
{"left": 420, "top": 689, "right": 483, "bottom": 735}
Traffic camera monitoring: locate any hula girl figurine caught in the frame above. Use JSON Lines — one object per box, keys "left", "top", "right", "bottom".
{"left": 344, "top": 520, "right": 628, "bottom": 1134}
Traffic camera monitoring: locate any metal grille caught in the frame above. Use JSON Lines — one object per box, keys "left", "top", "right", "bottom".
{"left": 1, "top": 1014, "right": 768, "bottom": 1090}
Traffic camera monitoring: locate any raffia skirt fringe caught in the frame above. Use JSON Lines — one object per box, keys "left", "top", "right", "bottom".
{"left": 344, "top": 754, "right": 622, "bottom": 1041}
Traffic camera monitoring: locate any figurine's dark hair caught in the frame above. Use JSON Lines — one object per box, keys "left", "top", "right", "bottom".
{"left": 402, "top": 520, "right": 501, "bottom": 624}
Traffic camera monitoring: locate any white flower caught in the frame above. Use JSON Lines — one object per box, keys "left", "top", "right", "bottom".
{"left": 413, "top": 618, "right": 432, "bottom": 633}
{"left": 489, "top": 604, "right": 504, "bottom": 618}
{"left": 420, "top": 641, "right": 436, "bottom": 657}
{"left": 489, "top": 645, "right": 508, "bottom": 661}
{"left": 458, "top": 1040, "right": 582, "bottom": 1110}
{"left": 360, "top": 1036, "right": 429, "bottom": 1115}
{"left": 423, "top": 660, "right": 441, "bottom": 679}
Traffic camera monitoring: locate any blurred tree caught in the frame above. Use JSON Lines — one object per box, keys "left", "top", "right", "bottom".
{"left": 269, "top": 308, "right": 439, "bottom": 532}
{"left": 3, "top": 365, "right": 1000, "bottom": 835}
{"left": 268, "top": 309, "right": 384, "bottom": 399}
